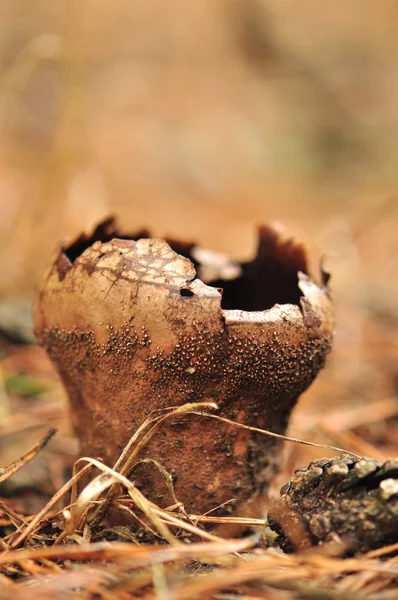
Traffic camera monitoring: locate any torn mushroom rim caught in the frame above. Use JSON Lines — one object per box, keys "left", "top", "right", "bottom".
{"left": 59, "top": 219, "right": 329, "bottom": 324}
{"left": 185, "top": 272, "right": 327, "bottom": 327}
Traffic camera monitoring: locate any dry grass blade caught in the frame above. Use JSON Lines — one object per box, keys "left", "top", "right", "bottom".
{"left": 69, "top": 457, "right": 179, "bottom": 545}
{"left": 0, "top": 537, "right": 255, "bottom": 566}
{"left": 79, "top": 399, "right": 358, "bottom": 540}
{"left": 0, "top": 428, "right": 56, "bottom": 484}
{"left": 51, "top": 402, "right": 364, "bottom": 552}
{"left": 110, "top": 550, "right": 396, "bottom": 600}
{"left": 70, "top": 456, "right": 240, "bottom": 546}
{"left": 190, "top": 411, "right": 362, "bottom": 457}
{"left": 130, "top": 458, "right": 181, "bottom": 511}
{"left": 188, "top": 515, "right": 265, "bottom": 527}
{"left": 117, "top": 402, "right": 218, "bottom": 476}
{"left": 0, "top": 400, "right": 395, "bottom": 599}
{"left": 62, "top": 411, "right": 243, "bottom": 547}
{"left": 0, "top": 501, "right": 29, "bottom": 532}
{"left": 85, "top": 402, "right": 218, "bottom": 528}
{"left": 150, "top": 507, "right": 227, "bottom": 543}
{"left": 362, "top": 543, "right": 398, "bottom": 560}
{"left": 9, "top": 463, "right": 93, "bottom": 549}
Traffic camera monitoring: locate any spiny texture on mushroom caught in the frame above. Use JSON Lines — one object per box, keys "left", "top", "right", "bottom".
{"left": 34, "top": 218, "right": 334, "bottom": 514}
{"left": 268, "top": 455, "right": 398, "bottom": 555}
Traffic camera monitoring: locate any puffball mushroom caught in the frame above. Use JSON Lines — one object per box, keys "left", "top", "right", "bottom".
{"left": 34, "top": 218, "right": 334, "bottom": 514}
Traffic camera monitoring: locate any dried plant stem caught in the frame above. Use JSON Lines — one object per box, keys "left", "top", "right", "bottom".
{"left": 0, "top": 429, "right": 56, "bottom": 484}
{"left": 191, "top": 411, "right": 361, "bottom": 457}
{"left": 0, "top": 537, "right": 255, "bottom": 566}
{"left": 10, "top": 463, "right": 93, "bottom": 549}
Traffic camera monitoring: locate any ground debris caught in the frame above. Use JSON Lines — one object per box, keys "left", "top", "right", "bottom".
{"left": 268, "top": 454, "right": 398, "bottom": 555}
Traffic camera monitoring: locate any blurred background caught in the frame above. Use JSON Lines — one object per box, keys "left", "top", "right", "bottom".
{"left": 0, "top": 1, "right": 397, "bottom": 504}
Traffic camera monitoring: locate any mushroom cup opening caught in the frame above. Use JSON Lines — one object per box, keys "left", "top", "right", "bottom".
{"left": 190, "top": 226, "right": 309, "bottom": 312}
{"left": 63, "top": 217, "right": 310, "bottom": 313}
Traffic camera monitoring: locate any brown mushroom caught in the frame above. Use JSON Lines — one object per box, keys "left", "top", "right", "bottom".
{"left": 34, "top": 218, "right": 334, "bottom": 515}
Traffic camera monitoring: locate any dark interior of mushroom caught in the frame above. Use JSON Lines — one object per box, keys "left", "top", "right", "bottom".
{"left": 62, "top": 217, "right": 309, "bottom": 311}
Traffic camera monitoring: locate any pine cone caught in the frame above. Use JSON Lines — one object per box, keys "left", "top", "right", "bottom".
{"left": 268, "top": 455, "right": 398, "bottom": 554}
